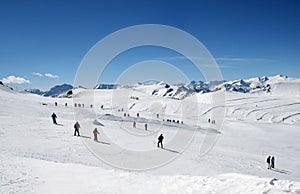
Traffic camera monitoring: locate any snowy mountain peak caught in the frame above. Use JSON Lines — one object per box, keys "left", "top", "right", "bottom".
{"left": 28, "top": 84, "right": 73, "bottom": 97}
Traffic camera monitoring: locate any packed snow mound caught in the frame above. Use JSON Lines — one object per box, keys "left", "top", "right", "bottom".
{"left": 0, "top": 82, "right": 15, "bottom": 94}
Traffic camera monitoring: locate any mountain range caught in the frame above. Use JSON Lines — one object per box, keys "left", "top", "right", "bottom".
{"left": 26, "top": 75, "right": 299, "bottom": 99}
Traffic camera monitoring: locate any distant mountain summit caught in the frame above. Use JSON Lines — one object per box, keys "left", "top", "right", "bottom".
{"left": 28, "top": 84, "right": 73, "bottom": 97}
{"left": 43, "top": 84, "right": 73, "bottom": 97}
{"left": 93, "top": 84, "right": 118, "bottom": 89}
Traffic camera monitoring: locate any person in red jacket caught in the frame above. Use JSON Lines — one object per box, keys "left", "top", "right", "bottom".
{"left": 93, "top": 128, "right": 100, "bottom": 141}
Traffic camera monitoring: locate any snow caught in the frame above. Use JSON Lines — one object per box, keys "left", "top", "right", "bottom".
{"left": 0, "top": 75, "right": 300, "bottom": 193}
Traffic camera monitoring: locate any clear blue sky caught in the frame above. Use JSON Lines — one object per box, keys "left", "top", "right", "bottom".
{"left": 0, "top": 0, "right": 299, "bottom": 90}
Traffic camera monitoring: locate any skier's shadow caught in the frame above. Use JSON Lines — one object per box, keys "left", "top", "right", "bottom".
{"left": 271, "top": 168, "right": 290, "bottom": 175}
{"left": 95, "top": 141, "right": 110, "bottom": 145}
{"left": 162, "top": 148, "right": 180, "bottom": 154}
{"left": 80, "top": 135, "right": 91, "bottom": 139}
{"left": 56, "top": 124, "right": 64, "bottom": 126}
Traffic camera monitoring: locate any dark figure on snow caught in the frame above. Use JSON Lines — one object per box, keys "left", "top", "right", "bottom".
{"left": 55, "top": 102, "right": 58, "bottom": 106}
{"left": 74, "top": 121, "right": 80, "bottom": 136}
{"left": 133, "top": 121, "right": 136, "bottom": 128}
{"left": 157, "top": 134, "right": 164, "bottom": 148}
{"left": 271, "top": 156, "right": 275, "bottom": 169}
{"left": 145, "top": 123, "right": 148, "bottom": 130}
{"left": 93, "top": 128, "right": 100, "bottom": 141}
{"left": 51, "top": 113, "right": 57, "bottom": 124}
{"left": 266, "top": 155, "right": 271, "bottom": 169}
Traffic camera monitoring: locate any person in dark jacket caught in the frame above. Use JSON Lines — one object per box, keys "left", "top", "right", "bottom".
{"left": 266, "top": 155, "right": 271, "bottom": 169}
{"left": 74, "top": 121, "right": 80, "bottom": 136}
{"left": 157, "top": 134, "right": 164, "bottom": 148}
{"left": 133, "top": 121, "right": 136, "bottom": 128}
{"left": 51, "top": 113, "right": 57, "bottom": 125}
{"left": 271, "top": 156, "right": 275, "bottom": 169}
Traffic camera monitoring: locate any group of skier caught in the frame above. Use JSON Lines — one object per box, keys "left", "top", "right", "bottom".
{"left": 73, "top": 120, "right": 100, "bottom": 142}
{"left": 132, "top": 121, "right": 148, "bottom": 130}
{"left": 51, "top": 112, "right": 164, "bottom": 147}
{"left": 266, "top": 155, "right": 275, "bottom": 169}
{"left": 208, "top": 118, "right": 216, "bottom": 124}
{"left": 164, "top": 119, "right": 183, "bottom": 124}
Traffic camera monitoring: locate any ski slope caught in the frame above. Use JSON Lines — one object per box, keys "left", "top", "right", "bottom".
{"left": 0, "top": 83, "right": 300, "bottom": 193}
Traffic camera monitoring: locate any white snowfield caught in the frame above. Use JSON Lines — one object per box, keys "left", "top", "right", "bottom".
{"left": 0, "top": 77, "right": 300, "bottom": 194}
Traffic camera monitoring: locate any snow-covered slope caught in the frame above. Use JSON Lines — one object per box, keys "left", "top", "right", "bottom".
{"left": 1, "top": 82, "right": 300, "bottom": 193}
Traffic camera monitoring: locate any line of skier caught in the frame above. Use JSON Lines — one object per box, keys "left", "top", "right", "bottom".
{"left": 51, "top": 113, "right": 165, "bottom": 148}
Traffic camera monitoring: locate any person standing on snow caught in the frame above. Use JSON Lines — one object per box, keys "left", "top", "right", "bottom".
{"left": 133, "top": 121, "right": 136, "bottom": 128}
{"left": 157, "top": 134, "right": 164, "bottom": 148}
{"left": 271, "top": 156, "right": 275, "bottom": 169}
{"left": 74, "top": 121, "right": 80, "bottom": 136}
{"left": 266, "top": 155, "right": 271, "bottom": 169}
{"left": 93, "top": 128, "right": 100, "bottom": 141}
{"left": 51, "top": 112, "right": 57, "bottom": 125}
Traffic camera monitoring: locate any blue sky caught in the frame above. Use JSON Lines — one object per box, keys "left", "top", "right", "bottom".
{"left": 0, "top": 0, "right": 299, "bottom": 90}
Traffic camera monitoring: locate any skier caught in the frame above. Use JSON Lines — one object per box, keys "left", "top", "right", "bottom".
{"left": 271, "top": 156, "right": 275, "bottom": 169}
{"left": 157, "top": 134, "right": 164, "bottom": 148}
{"left": 93, "top": 128, "right": 100, "bottom": 141}
{"left": 133, "top": 121, "right": 136, "bottom": 128}
{"left": 145, "top": 123, "right": 148, "bottom": 130}
{"left": 266, "top": 155, "right": 271, "bottom": 169}
{"left": 51, "top": 112, "right": 57, "bottom": 125}
{"left": 74, "top": 121, "right": 80, "bottom": 136}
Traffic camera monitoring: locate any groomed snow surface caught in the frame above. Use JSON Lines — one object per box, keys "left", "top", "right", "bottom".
{"left": 1, "top": 81, "right": 300, "bottom": 193}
